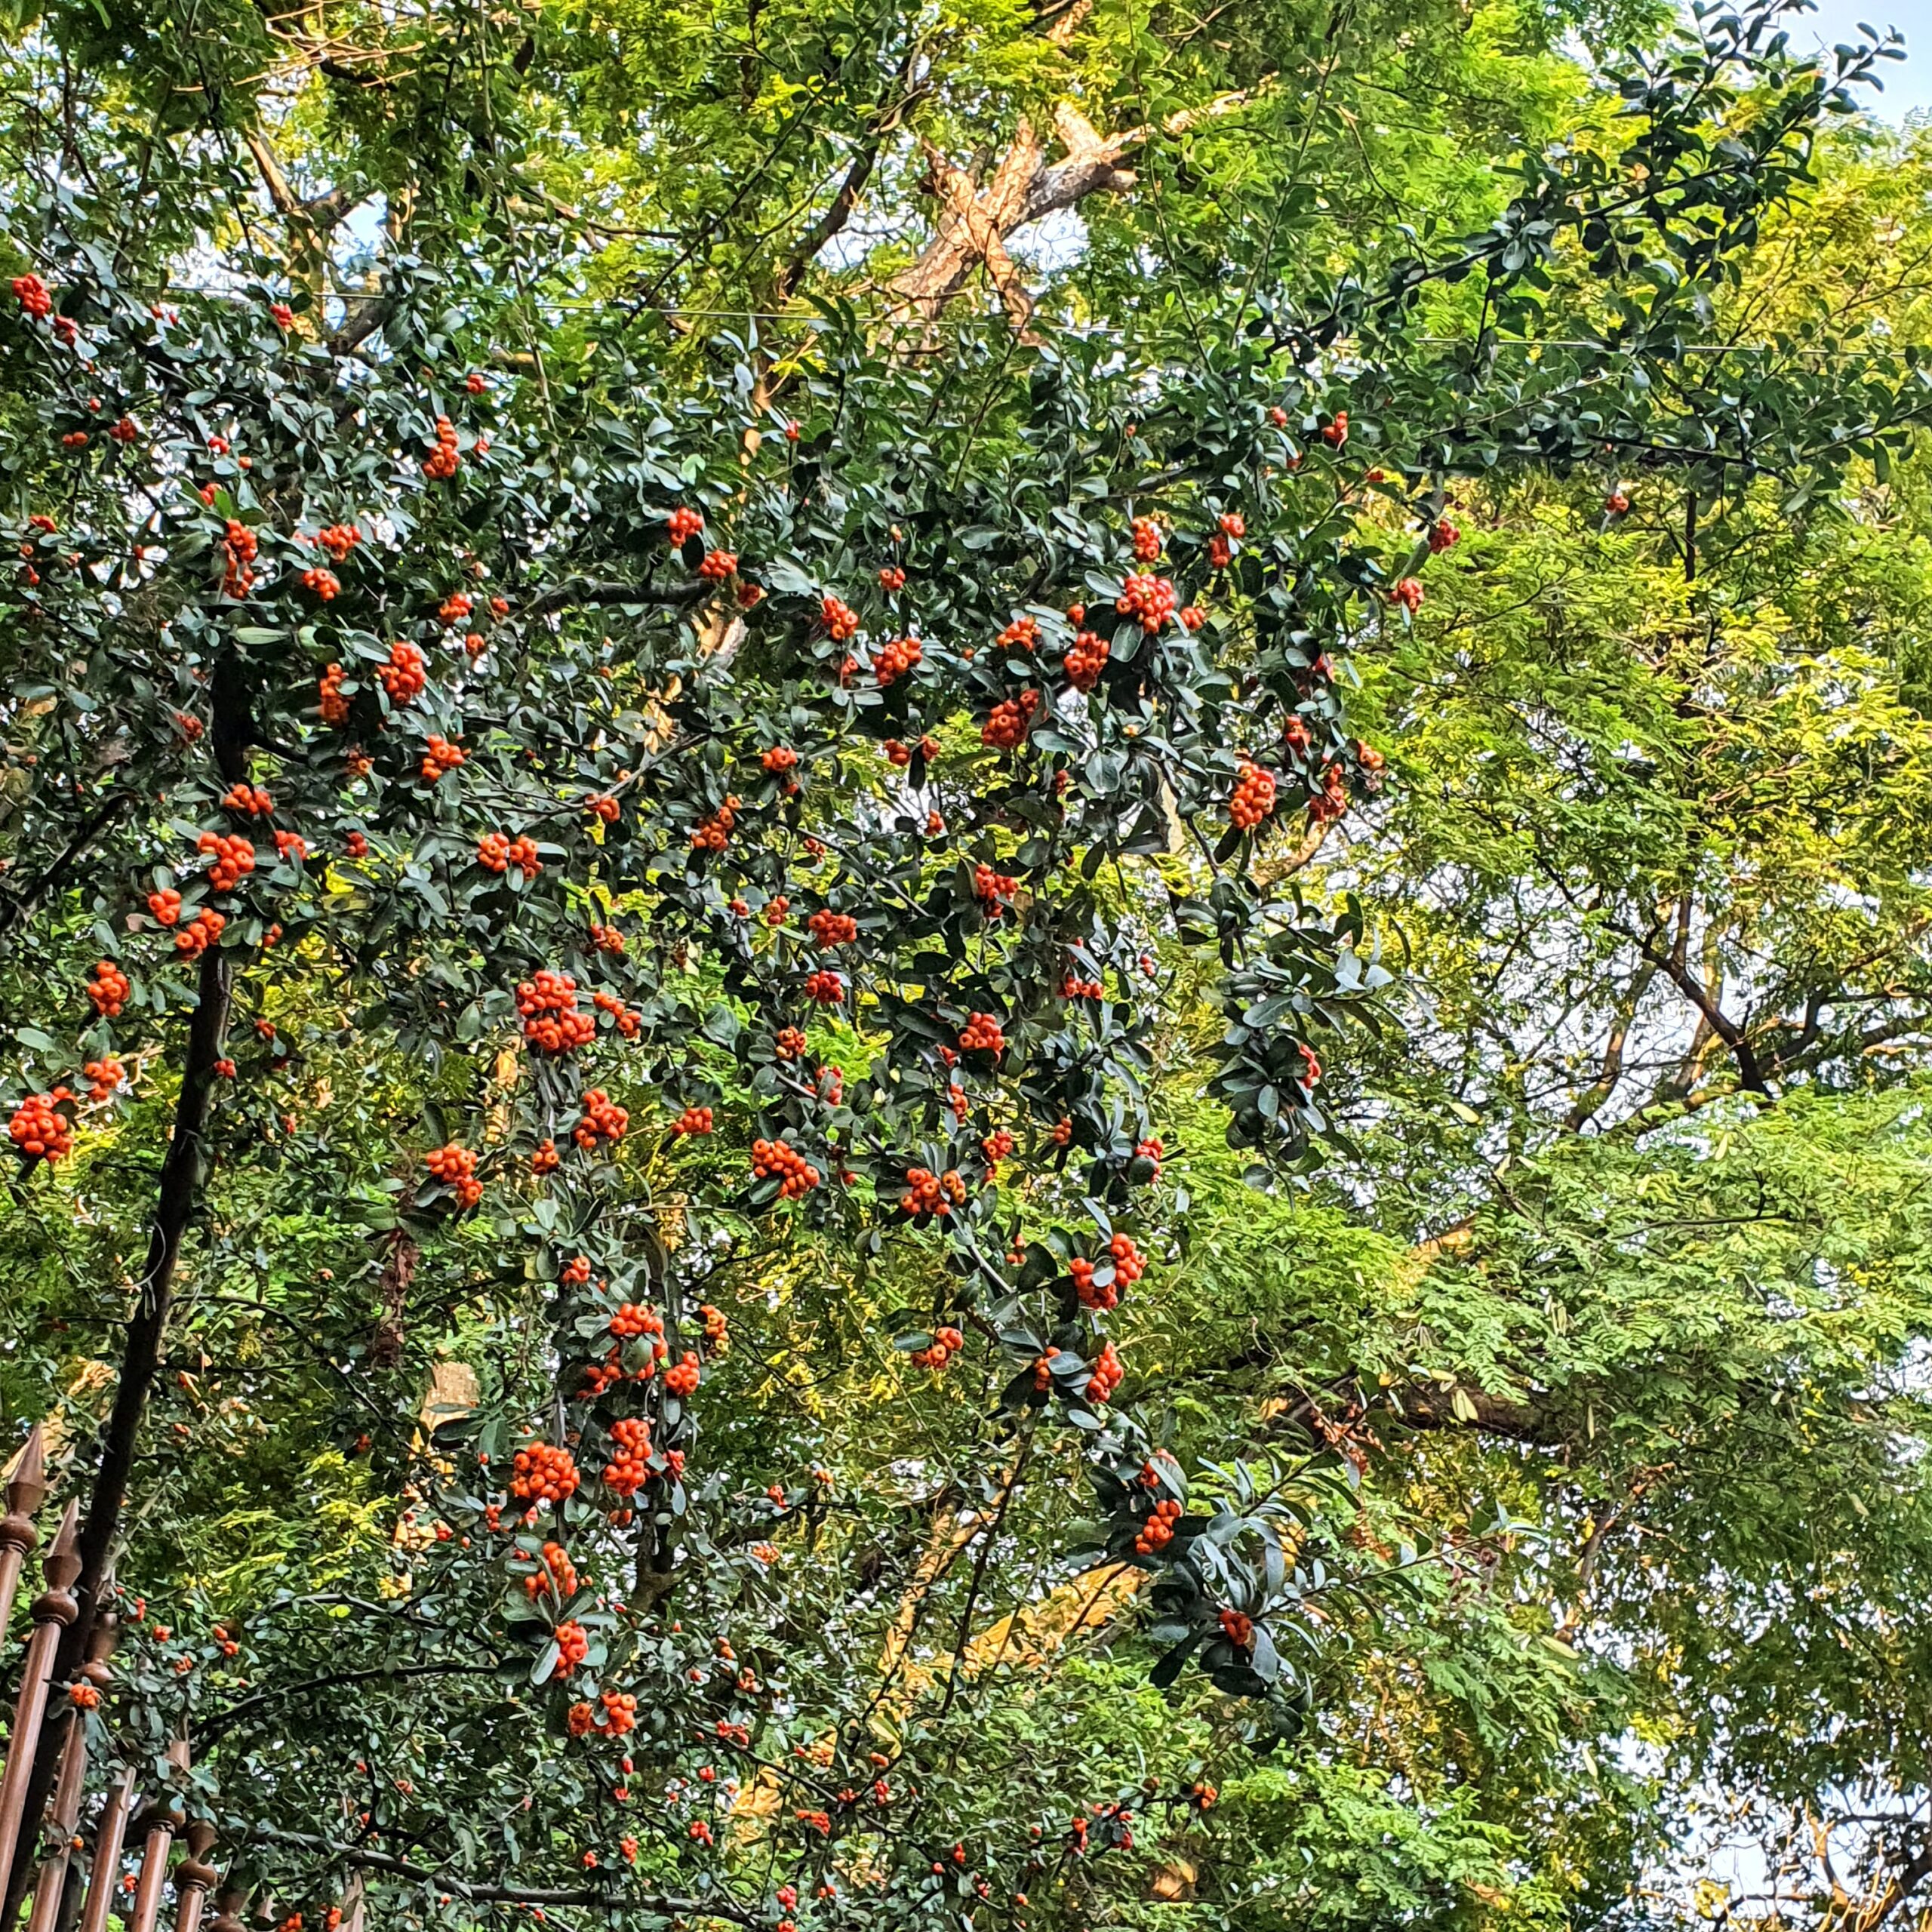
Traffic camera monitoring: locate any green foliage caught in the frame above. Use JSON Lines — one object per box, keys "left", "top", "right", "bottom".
{"left": 1, "top": 1, "right": 1930, "bottom": 1929}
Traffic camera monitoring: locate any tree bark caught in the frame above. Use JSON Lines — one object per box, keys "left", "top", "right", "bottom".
{"left": 0, "top": 663, "right": 248, "bottom": 1930}
{"left": 890, "top": 88, "right": 1271, "bottom": 329}
{"left": 0, "top": 949, "right": 231, "bottom": 1930}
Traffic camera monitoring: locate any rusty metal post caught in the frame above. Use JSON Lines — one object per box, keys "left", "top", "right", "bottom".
{"left": 125, "top": 1742, "right": 189, "bottom": 1932}
{"left": 72, "top": 1767, "right": 134, "bottom": 1932}
{"left": 21, "top": 1721, "right": 83, "bottom": 1932}
{"left": 205, "top": 1890, "right": 245, "bottom": 1932}
{"left": 0, "top": 1504, "right": 78, "bottom": 1900}
{"left": 0, "top": 1431, "right": 48, "bottom": 1642}
{"left": 26, "top": 1603, "right": 116, "bottom": 1932}
{"left": 171, "top": 1823, "right": 217, "bottom": 1932}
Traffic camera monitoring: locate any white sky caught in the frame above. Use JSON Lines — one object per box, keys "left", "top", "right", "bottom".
{"left": 1801, "top": 0, "right": 1932, "bottom": 115}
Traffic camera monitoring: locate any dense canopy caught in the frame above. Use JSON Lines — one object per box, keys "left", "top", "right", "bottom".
{"left": 2, "top": 0, "right": 1931, "bottom": 1927}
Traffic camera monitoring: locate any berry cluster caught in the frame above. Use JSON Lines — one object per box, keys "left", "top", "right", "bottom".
{"left": 697, "top": 548, "right": 738, "bottom": 581}
{"left": 316, "top": 523, "right": 359, "bottom": 561}
{"left": 223, "top": 783, "right": 274, "bottom": 817}
{"left": 604, "top": 1418, "right": 653, "bottom": 1497}
{"left": 1309, "top": 763, "right": 1349, "bottom": 824}
{"left": 1135, "top": 1498, "right": 1183, "bottom": 1555}
{"left": 804, "top": 969, "right": 844, "bottom": 1005}
{"left": 198, "top": 832, "right": 257, "bottom": 894}
{"left": 1064, "top": 631, "right": 1109, "bottom": 691}
{"left": 318, "top": 663, "right": 349, "bottom": 725}
{"left": 83, "top": 1057, "right": 122, "bottom": 1103}
{"left": 958, "top": 1012, "right": 1004, "bottom": 1054}
{"left": 1428, "top": 517, "right": 1460, "bottom": 552}
{"left": 87, "top": 961, "right": 130, "bottom": 1017}
{"left": 1229, "top": 761, "right": 1276, "bottom": 831}
{"left": 664, "top": 1352, "right": 700, "bottom": 1396}
{"left": 1116, "top": 573, "right": 1177, "bottom": 632}
{"left": 553, "top": 1620, "right": 589, "bottom": 1672}
{"left": 980, "top": 689, "right": 1039, "bottom": 749}
{"left": 478, "top": 832, "right": 541, "bottom": 877}
{"left": 1131, "top": 516, "right": 1162, "bottom": 562}
{"left": 974, "top": 864, "right": 1017, "bottom": 913}
{"left": 752, "top": 1137, "right": 820, "bottom": 1198}
{"left": 909, "top": 1324, "right": 965, "bottom": 1371}
{"left": 980, "top": 1128, "right": 1014, "bottom": 1165}
{"left": 379, "top": 641, "right": 427, "bottom": 703}
{"left": 9, "top": 1093, "right": 72, "bottom": 1163}
{"left": 874, "top": 636, "right": 921, "bottom": 686}
{"left": 609, "top": 1301, "right": 663, "bottom": 1340}
{"left": 574, "top": 1089, "right": 629, "bottom": 1150}
{"left": 761, "top": 745, "right": 798, "bottom": 775}
{"left": 807, "top": 909, "right": 857, "bottom": 947}
{"left": 426, "top": 1143, "right": 482, "bottom": 1208}
{"left": 420, "top": 734, "right": 465, "bottom": 781}
{"left": 525, "top": 1541, "right": 578, "bottom": 1601}
{"left": 511, "top": 1442, "right": 580, "bottom": 1506}
{"left": 878, "top": 564, "right": 906, "bottom": 591}
{"left": 174, "top": 909, "right": 226, "bottom": 957}
{"left": 221, "top": 521, "right": 257, "bottom": 598}
{"left": 997, "top": 614, "right": 1038, "bottom": 652}
{"left": 1069, "top": 1258, "right": 1112, "bottom": 1312}
{"left": 669, "top": 1105, "right": 714, "bottom": 1136}
{"left": 518, "top": 971, "right": 595, "bottom": 1054}
{"left": 1218, "top": 1608, "right": 1254, "bottom": 1650}
{"left": 821, "top": 595, "right": 860, "bottom": 641}
{"left": 666, "top": 506, "right": 704, "bottom": 544}
{"left": 691, "top": 796, "right": 741, "bottom": 853}
{"left": 423, "top": 416, "right": 460, "bottom": 481}
{"left": 902, "top": 1165, "right": 966, "bottom": 1220}
{"left": 300, "top": 567, "right": 340, "bottom": 601}
{"left": 1392, "top": 577, "right": 1424, "bottom": 614}
{"left": 1086, "top": 1340, "right": 1124, "bottom": 1405}
{"left": 1062, "top": 971, "right": 1103, "bottom": 1000}
{"left": 12, "top": 274, "right": 53, "bottom": 318}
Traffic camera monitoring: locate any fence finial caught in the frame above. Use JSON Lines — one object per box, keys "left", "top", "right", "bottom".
{"left": 0, "top": 1426, "right": 48, "bottom": 1636}
{"left": 0, "top": 1500, "right": 85, "bottom": 1904}
{"left": 35, "top": 1501, "right": 80, "bottom": 1611}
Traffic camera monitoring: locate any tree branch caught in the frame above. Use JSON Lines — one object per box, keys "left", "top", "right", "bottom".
{"left": 0, "top": 791, "right": 132, "bottom": 940}
{"left": 248, "top": 1826, "right": 766, "bottom": 1918}
{"left": 525, "top": 578, "right": 714, "bottom": 619}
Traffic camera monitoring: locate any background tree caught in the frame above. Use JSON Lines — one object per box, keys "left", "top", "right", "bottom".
{"left": 1, "top": 0, "right": 1929, "bottom": 1928}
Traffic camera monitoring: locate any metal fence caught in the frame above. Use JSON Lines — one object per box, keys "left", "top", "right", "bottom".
{"left": 0, "top": 1429, "right": 331, "bottom": 1932}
